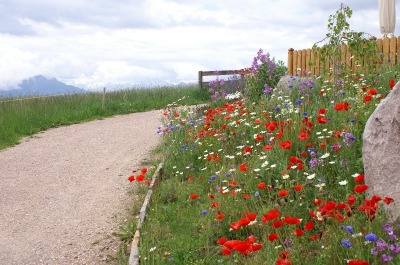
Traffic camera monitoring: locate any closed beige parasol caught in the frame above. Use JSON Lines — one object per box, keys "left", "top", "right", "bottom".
{"left": 379, "top": 0, "right": 396, "bottom": 37}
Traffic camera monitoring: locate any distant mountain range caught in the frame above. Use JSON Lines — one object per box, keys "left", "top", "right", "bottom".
{"left": 0, "top": 75, "right": 85, "bottom": 98}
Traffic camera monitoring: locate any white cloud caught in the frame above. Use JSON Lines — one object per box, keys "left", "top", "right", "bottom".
{"left": 0, "top": 0, "right": 397, "bottom": 90}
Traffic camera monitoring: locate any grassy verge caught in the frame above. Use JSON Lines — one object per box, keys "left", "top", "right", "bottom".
{"left": 134, "top": 69, "right": 400, "bottom": 264}
{"left": 0, "top": 85, "right": 208, "bottom": 150}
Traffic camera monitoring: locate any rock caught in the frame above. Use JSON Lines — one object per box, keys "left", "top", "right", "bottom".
{"left": 363, "top": 81, "right": 400, "bottom": 222}
{"left": 275, "top": 75, "right": 315, "bottom": 95}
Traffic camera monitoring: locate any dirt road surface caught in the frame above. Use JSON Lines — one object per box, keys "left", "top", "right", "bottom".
{"left": 0, "top": 110, "right": 162, "bottom": 265}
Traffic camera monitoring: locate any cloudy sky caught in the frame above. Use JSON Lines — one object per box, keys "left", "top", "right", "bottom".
{"left": 0, "top": 0, "right": 398, "bottom": 90}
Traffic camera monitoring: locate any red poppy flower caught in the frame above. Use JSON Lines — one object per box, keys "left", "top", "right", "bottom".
{"left": 276, "top": 251, "right": 288, "bottom": 260}
{"left": 383, "top": 197, "right": 394, "bottom": 205}
{"left": 238, "top": 217, "right": 251, "bottom": 226}
{"left": 334, "top": 101, "right": 350, "bottom": 111}
{"left": 189, "top": 193, "right": 198, "bottom": 200}
{"left": 245, "top": 212, "right": 257, "bottom": 221}
{"left": 294, "top": 184, "right": 303, "bottom": 192}
{"left": 316, "top": 116, "right": 328, "bottom": 124}
{"left": 284, "top": 215, "right": 300, "bottom": 225}
{"left": 217, "top": 237, "right": 227, "bottom": 245}
{"left": 254, "top": 119, "right": 262, "bottom": 125}
{"left": 367, "top": 88, "right": 377, "bottom": 95}
{"left": 136, "top": 175, "right": 145, "bottom": 182}
{"left": 128, "top": 175, "right": 135, "bottom": 182}
{"left": 312, "top": 198, "right": 323, "bottom": 205}
{"left": 211, "top": 201, "right": 221, "bottom": 208}
{"left": 239, "top": 162, "right": 248, "bottom": 172}
{"left": 354, "top": 174, "right": 365, "bottom": 183}
{"left": 257, "top": 182, "right": 266, "bottom": 189}
{"left": 348, "top": 194, "right": 356, "bottom": 206}
{"left": 304, "top": 221, "right": 314, "bottom": 230}
{"left": 263, "top": 145, "right": 273, "bottom": 151}
{"left": 262, "top": 209, "right": 281, "bottom": 224}
{"left": 141, "top": 168, "right": 148, "bottom": 174}
{"left": 278, "top": 190, "right": 289, "bottom": 197}
{"left": 267, "top": 233, "right": 279, "bottom": 242}
{"left": 255, "top": 134, "right": 264, "bottom": 141}
{"left": 271, "top": 220, "right": 284, "bottom": 228}
{"left": 363, "top": 95, "right": 372, "bottom": 103}
{"left": 216, "top": 212, "right": 225, "bottom": 220}
{"left": 242, "top": 194, "right": 251, "bottom": 199}
{"left": 294, "top": 229, "right": 304, "bottom": 236}
{"left": 279, "top": 140, "right": 292, "bottom": 150}
{"left": 358, "top": 199, "right": 378, "bottom": 220}
{"left": 298, "top": 132, "right": 310, "bottom": 141}
{"left": 354, "top": 184, "right": 368, "bottom": 193}
{"left": 276, "top": 259, "right": 291, "bottom": 265}
{"left": 318, "top": 108, "right": 326, "bottom": 115}
{"left": 309, "top": 235, "right": 319, "bottom": 241}
{"left": 389, "top": 79, "right": 396, "bottom": 89}
{"left": 221, "top": 248, "right": 231, "bottom": 256}
{"left": 243, "top": 146, "right": 252, "bottom": 155}
{"left": 265, "top": 121, "right": 278, "bottom": 132}
{"left": 230, "top": 222, "right": 241, "bottom": 230}
{"left": 371, "top": 195, "right": 382, "bottom": 203}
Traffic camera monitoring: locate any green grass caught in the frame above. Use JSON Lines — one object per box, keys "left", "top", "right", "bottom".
{"left": 0, "top": 85, "right": 208, "bottom": 150}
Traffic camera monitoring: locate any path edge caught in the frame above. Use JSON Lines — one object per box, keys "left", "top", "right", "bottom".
{"left": 128, "top": 162, "right": 163, "bottom": 265}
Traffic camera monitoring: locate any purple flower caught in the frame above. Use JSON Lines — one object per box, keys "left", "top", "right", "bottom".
{"left": 380, "top": 254, "right": 393, "bottom": 262}
{"left": 377, "top": 239, "right": 388, "bottom": 251}
{"left": 264, "top": 84, "right": 273, "bottom": 95}
{"left": 390, "top": 243, "right": 400, "bottom": 254}
{"left": 371, "top": 247, "right": 379, "bottom": 256}
{"left": 383, "top": 224, "right": 394, "bottom": 234}
{"left": 201, "top": 210, "right": 208, "bottom": 215}
{"left": 365, "top": 233, "right": 378, "bottom": 242}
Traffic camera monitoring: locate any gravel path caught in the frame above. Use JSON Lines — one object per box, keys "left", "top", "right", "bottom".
{"left": 0, "top": 110, "right": 163, "bottom": 265}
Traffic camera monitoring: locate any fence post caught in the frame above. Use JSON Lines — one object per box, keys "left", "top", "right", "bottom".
{"left": 287, "top": 48, "right": 294, "bottom": 76}
{"left": 198, "top": 71, "right": 203, "bottom": 89}
{"left": 102, "top": 87, "right": 106, "bottom": 109}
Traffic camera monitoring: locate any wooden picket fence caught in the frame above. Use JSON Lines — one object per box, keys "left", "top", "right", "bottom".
{"left": 198, "top": 70, "right": 245, "bottom": 89}
{"left": 287, "top": 36, "right": 400, "bottom": 76}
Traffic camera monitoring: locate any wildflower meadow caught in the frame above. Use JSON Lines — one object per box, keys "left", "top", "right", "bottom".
{"left": 129, "top": 6, "right": 400, "bottom": 265}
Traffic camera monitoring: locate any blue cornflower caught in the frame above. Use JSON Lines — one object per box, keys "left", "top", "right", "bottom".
{"left": 341, "top": 239, "right": 352, "bottom": 248}
{"left": 350, "top": 119, "right": 357, "bottom": 123}
{"left": 365, "top": 233, "right": 378, "bottom": 242}
{"left": 225, "top": 173, "right": 231, "bottom": 177}
{"left": 346, "top": 225, "right": 354, "bottom": 235}
{"left": 201, "top": 210, "right": 208, "bottom": 215}
{"left": 295, "top": 99, "right": 302, "bottom": 105}
{"left": 275, "top": 107, "right": 281, "bottom": 111}
{"left": 211, "top": 175, "right": 217, "bottom": 180}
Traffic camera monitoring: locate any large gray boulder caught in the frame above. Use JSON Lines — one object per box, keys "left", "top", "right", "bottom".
{"left": 363, "top": 82, "right": 400, "bottom": 222}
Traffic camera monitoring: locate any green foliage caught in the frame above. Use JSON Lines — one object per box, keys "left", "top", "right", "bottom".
{"left": 244, "top": 49, "right": 287, "bottom": 101}
{"left": 312, "top": 4, "right": 379, "bottom": 101}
